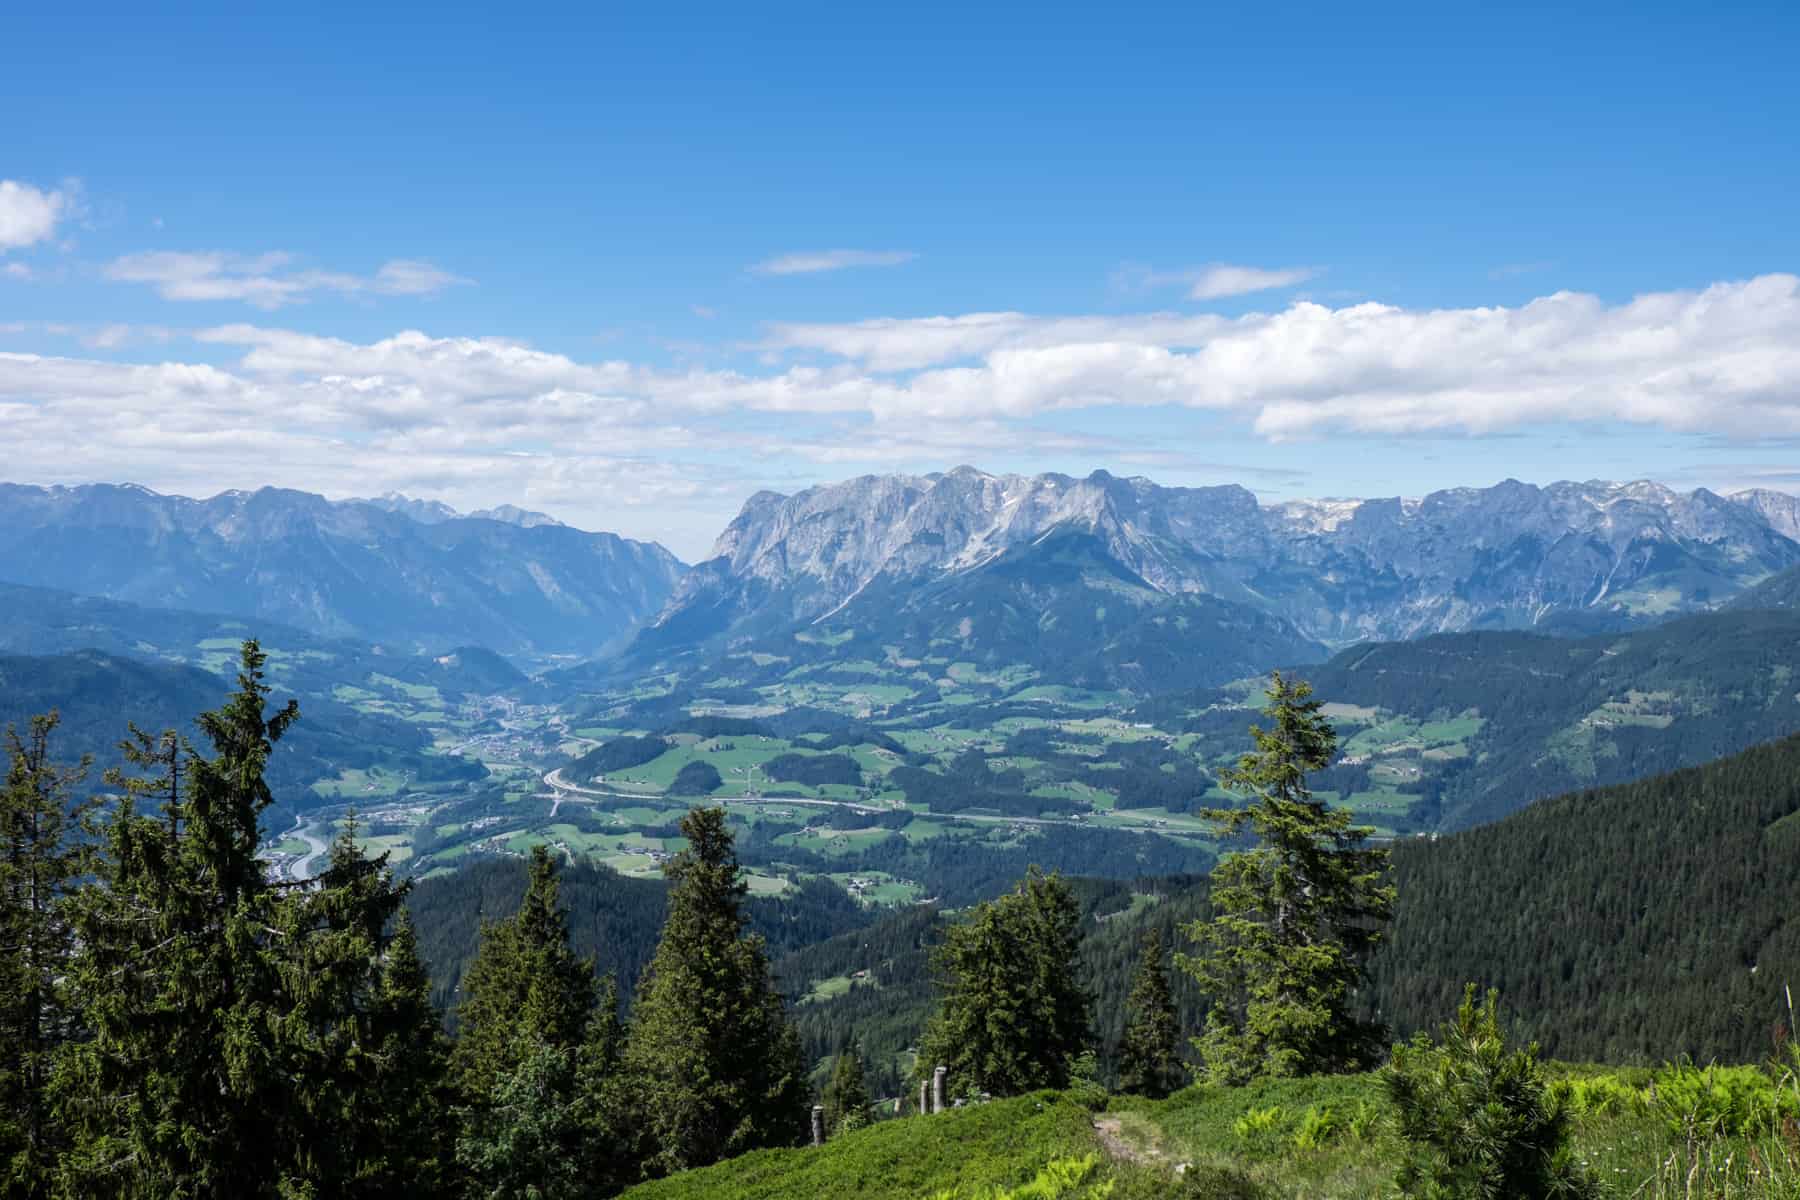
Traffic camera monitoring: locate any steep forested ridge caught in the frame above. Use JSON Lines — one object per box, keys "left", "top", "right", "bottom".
{"left": 1367, "top": 731, "right": 1800, "bottom": 1064}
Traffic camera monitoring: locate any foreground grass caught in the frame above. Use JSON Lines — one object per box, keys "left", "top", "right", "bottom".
{"left": 621, "top": 1069, "right": 1800, "bottom": 1199}
{"left": 619, "top": 1093, "right": 1101, "bottom": 1200}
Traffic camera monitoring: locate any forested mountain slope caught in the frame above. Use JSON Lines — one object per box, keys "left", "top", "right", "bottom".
{"left": 1126, "top": 605, "right": 1800, "bottom": 832}
{"left": 0, "top": 582, "right": 529, "bottom": 697}
{"left": 1730, "top": 562, "right": 1800, "bottom": 609}
{"left": 781, "top": 732, "right": 1800, "bottom": 1080}
{"left": 1301, "top": 608, "right": 1800, "bottom": 828}
{"left": 1366, "top": 730, "right": 1800, "bottom": 1065}
{"left": 0, "top": 649, "right": 475, "bottom": 804}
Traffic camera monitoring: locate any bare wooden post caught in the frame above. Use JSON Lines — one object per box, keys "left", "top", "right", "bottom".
{"left": 811, "top": 1104, "right": 825, "bottom": 1146}
{"left": 932, "top": 1065, "right": 946, "bottom": 1113}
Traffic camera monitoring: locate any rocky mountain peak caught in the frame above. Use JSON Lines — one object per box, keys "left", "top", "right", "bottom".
{"left": 645, "top": 469, "right": 1800, "bottom": 654}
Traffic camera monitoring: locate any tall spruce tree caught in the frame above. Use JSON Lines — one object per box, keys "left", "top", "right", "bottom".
{"left": 61, "top": 642, "right": 297, "bottom": 1195}
{"left": 1179, "top": 671, "right": 1394, "bottom": 1084}
{"left": 61, "top": 640, "right": 442, "bottom": 1196}
{"left": 1116, "top": 928, "right": 1183, "bottom": 1099}
{"left": 271, "top": 826, "right": 446, "bottom": 1195}
{"left": 917, "top": 867, "right": 1091, "bottom": 1098}
{"left": 821, "top": 1038, "right": 871, "bottom": 1136}
{"left": 0, "top": 713, "right": 90, "bottom": 1195}
{"left": 452, "top": 845, "right": 596, "bottom": 1097}
{"left": 363, "top": 910, "right": 454, "bottom": 1194}
{"left": 623, "top": 807, "right": 807, "bottom": 1177}
{"left": 451, "top": 845, "right": 600, "bottom": 1199}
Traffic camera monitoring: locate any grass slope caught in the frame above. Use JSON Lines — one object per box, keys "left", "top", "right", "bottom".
{"left": 618, "top": 1092, "right": 1100, "bottom": 1200}
{"left": 623, "top": 1070, "right": 1800, "bottom": 1199}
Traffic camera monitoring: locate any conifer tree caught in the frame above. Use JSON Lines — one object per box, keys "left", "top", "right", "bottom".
{"left": 917, "top": 867, "right": 1091, "bottom": 1098}
{"left": 1116, "top": 928, "right": 1183, "bottom": 1098}
{"left": 364, "top": 910, "right": 454, "bottom": 1194}
{"left": 623, "top": 807, "right": 808, "bottom": 1177}
{"left": 1384, "top": 985, "right": 1597, "bottom": 1198}
{"left": 1179, "top": 671, "right": 1394, "bottom": 1084}
{"left": 61, "top": 640, "right": 440, "bottom": 1196}
{"left": 62, "top": 642, "right": 297, "bottom": 1195}
{"left": 821, "top": 1038, "right": 871, "bottom": 1136}
{"left": 271, "top": 826, "right": 445, "bottom": 1194}
{"left": 452, "top": 845, "right": 600, "bottom": 1198}
{"left": 574, "top": 974, "right": 636, "bottom": 1196}
{"left": 0, "top": 713, "right": 90, "bottom": 1195}
{"left": 452, "top": 845, "right": 596, "bottom": 1098}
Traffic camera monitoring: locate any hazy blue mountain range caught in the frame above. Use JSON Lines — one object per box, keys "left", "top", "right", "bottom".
{"left": 357, "top": 493, "right": 568, "bottom": 528}
{"left": 0, "top": 582, "right": 528, "bottom": 699}
{"left": 637, "top": 468, "right": 1800, "bottom": 662}
{"left": 0, "top": 647, "right": 484, "bottom": 809}
{"left": 0, "top": 483, "right": 685, "bottom": 657}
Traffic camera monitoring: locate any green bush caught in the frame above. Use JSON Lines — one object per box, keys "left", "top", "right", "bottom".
{"left": 619, "top": 1092, "right": 1100, "bottom": 1200}
{"left": 1230, "top": 1106, "right": 1283, "bottom": 1141}
{"left": 1290, "top": 1104, "right": 1339, "bottom": 1151}
{"left": 1382, "top": 985, "right": 1598, "bottom": 1199}
{"left": 926, "top": 1154, "right": 1109, "bottom": 1199}
{"left": 1545, "top": 1074, "right": 1644, "bottom": 1119}
{"left": 1649, "top": 1062, "right": 1795, "bottom": 1139}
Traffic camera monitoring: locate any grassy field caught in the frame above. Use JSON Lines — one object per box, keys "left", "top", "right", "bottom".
{"left": 616, "top": 1067, "right": 1800, "bottom": 1199}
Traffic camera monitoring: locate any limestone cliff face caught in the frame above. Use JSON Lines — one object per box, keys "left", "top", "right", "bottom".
{"left": 646, "top": 469, "right": 1800, "bottom": 651}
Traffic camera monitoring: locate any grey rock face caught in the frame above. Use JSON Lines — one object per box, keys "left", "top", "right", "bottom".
{"left": 648, "top": 469, "right": 1800, "bottom": 651}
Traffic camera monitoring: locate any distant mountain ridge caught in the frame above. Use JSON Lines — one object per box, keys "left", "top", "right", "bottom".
{"left": 640, "top": 468, "right": 1800, "bottom": 655}
{"left": 357, "top": 492, "right": 568, "bottom": 529}
{"left": 0, "top": 483, "right": 686, "bottom": 656}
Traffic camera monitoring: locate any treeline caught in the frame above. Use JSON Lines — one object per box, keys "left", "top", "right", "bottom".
{"left": 778, "top": 874, "right": 1214, "bottom": 1097}
{"left": 407, "top": 856, "right": 869, "bottom": 1017}
{"left": 0, "top": 641, "right": 823, "bottom": 1198}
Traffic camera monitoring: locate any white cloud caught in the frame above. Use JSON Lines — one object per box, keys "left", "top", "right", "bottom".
{"left": 749, "top": 249, "right": 916, "bottom": 276}
{"left": 764, "top": 311, "right": 1230, "bottom": 371}
{"left": 7, "top": 273, "right": 1800, "bottom": 555}
{"left": 1113, "top": 261, "right": 1321, "bottom": 300}
{"left": 103, "top": 250, "right": 470, "bottom": 308}
{"left": 3, "top": 263, "right": 31, "bottom": 280}
{"left": 1187, "top": 263, "right": 1320, "bottom": 300}
{"left": 761, "top": 275, "right": 1800, "bottom": 437}
{"left": 0, "top": 180, "right": 73, "bottom": 251}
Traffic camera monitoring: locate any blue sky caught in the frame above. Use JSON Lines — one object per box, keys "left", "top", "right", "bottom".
{"left": 3, "top": 1, "right": 1798, "bottom": 558}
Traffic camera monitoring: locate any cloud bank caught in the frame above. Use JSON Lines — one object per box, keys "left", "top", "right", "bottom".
{"left": 3, "top": 274, "right": 1799, "bottom": 552}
